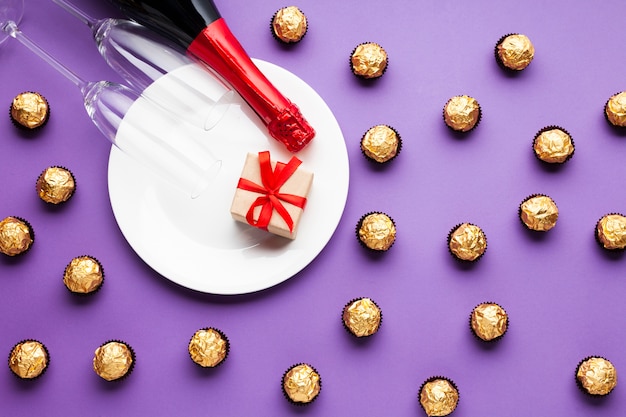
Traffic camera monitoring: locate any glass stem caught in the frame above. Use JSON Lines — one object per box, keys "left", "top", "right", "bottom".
{"left": 4, "top": 20, "right": 86, "bottom": 90}
{"left": 52, "top": 0, "right": 97, "bottom": 28}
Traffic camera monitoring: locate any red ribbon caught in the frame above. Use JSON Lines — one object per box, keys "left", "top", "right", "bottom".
{"left": 236, "top": 151, "right": 307, "bottom": 233}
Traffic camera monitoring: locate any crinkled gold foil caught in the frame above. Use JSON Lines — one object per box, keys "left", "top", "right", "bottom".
{"left": 444, "top": 95, "right": 480, "bottom": 132}
{"left": 533, "top": 128, "right": 574, "bottom": 163}
{"left": 596, "top": 214, "right": 626, "bottom": 250}
{"left": 351, "top": 43, "right": 387, "bottom": 79}
{"left": 419, "top": 379, "right": 459, "bottom": 417}
{"left": 358, "top": 213, "right": 396, "bottom": 251}
{"left": 272, "top": 6, "right": 307, "bottom": 43}
{"left": 63, "top": 256, "right": 103, "bottom": 294}
{"left": 343, "top": 298, "right": 381, "bottom": 337}
{"left": 11, "top": 92, "right": 49, "bottom": 129}
{"left": 283, "top": 364, "right": 321, "bottom": 403}
{"left": 9, "top": 340, "right": 48, "bottom": 379}
{"left": 520, "top": 195, "right": 559, "bottom": 231}
{"left": 449, "top": 223, "right": 486, "bottom": 261}
{"left": 497, "top": 34, "right": 534, "bottom": 70}
{"left": 605, "top": 92, "right": 626, "bottom": 127}
{"left": 361, "top": 125, "right": 399, "bottom": 163}
{"left": 37, "top": 167, "right": 75, "bottom": 204}
{"left": 471, "top": 303, "right": 508, "bottom": 341}
{"left": 93, "top": 342, "right": 133, "bottom": 381}
{"left": 577, "top": 357, "right": 617, "bottom": 395}
{"left": 0, "top": 216, "right": 33, "bottom": 256}
{"left": 188, "top": 328, "right": 228, "bottom": 367}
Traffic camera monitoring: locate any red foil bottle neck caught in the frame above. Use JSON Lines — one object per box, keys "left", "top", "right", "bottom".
{"left": 187, "top": 18, "right": 314, "bottom": 152}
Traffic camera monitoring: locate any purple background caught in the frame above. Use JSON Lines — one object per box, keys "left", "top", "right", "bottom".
{"left": 1, "top": 0, "right": 626, "bottom": 415}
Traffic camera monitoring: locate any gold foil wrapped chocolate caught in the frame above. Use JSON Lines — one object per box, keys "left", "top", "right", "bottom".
{"left": 342, "top": 298, "right": 382, "bottom": 337}
{"left": 596, "top": 214, "right": 626, "bottom": 250}
{"left": 9, "top": 340, "right": 49, "bottom": 379}
{"left": 350, "top": 42, "right": 387, "bottom": 79}
{"left": 605, "top": 92, "right": 626, "bottom": 127}
{"left": 272, "top": 6, "right": 307, "bottom": 43}
{"left": 448, "top": 223, "right": 486, "bottom": 262}
{"left": 188, "top": 328, "right": 229, "bottom": 368}
{"left": 470, "top": 303, "right": 508, "bottom": 342}
{"left": 520, "top": 195, "right": 559, "bottom": 231}
{"left": 419, "top": 377, "right": 459, "bottom": 417}
{"left": 576, "top": 357, "right": 617, "bottom": 396}
{"left": 0, "top": 216, "right": 34, "bottom": 256}
{"left": 361, "top": 125, "right": 401, "bottom": 163}
{"left": 443, "top": 95, "right": 481, "bottom": 132}
{"left": 10, "top": 92, "right": 49, "bottom": 129}
{"left": 496, "top": 34, "right": 534, "bottom": 71}
{"left": 357, "top": 212, "right": 396, "bottom": 251}
{"left": 282, "top": 363, "right": 321, "bottom": 404}
{"left": 533, "top": 127, "right": 574, "bottom": 164}
{"left": 36, "top": 166, "right": 75, "bottom": 204}
{"left": 93, "top": 341, "right": 134, "bottom": 381}
{"left": 63, "top": 256, "right": 104, "bottom": 294}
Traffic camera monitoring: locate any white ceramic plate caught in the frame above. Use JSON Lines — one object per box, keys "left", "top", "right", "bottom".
{"left": 108, "top": 60, "right": 349, "bottom": 295}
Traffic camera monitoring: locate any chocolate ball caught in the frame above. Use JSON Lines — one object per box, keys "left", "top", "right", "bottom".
{"left": 188, "top": 328, "right": 229, "bottom": 368}
{"left": 443, "top": 95, "right": 481, "bottom": 132}
{"left": 350, "top": 42, "right": 388, "bottom": 79}
{"left": 282, "top": 363, "right": 321, "bottom": 405}
{"left": 10, "top": 91, "right": 49, "bottom": 130}
{"left": 342, "top": 297, "right": 382, "bottom": 337}
{"left": 496, "top": 34, "right": 534, "bottom": 71}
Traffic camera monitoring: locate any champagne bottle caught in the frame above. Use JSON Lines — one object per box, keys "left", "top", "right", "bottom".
{"left": 109, "top": 0, "right": 315, "bottom": 153}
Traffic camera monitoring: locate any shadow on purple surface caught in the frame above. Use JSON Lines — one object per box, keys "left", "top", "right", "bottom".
{"left": 519, "top": 224, "right": 553, "bottom": 243}
{"left": 9, "top": 374, "right": 46, "bottom": 391}
{"left": 572, "top": 378, "right": 617, "bottom": 408}
{"left": 533, "top": 157, "right": 574, "bottom": 174}
{"left": 594, "top": 244, "right": 625, "bottom": 262}
{"left": 448, "top": 255, "right": 483, "bottom": 272}
{"left": 443, "top": 123, "right": 481, "bottom": 141}
{"left": 0, "top": 252, "right": 32, "bottom": 266}
{"left": 131, "top": 249, "right": 317, "bottom": 304}
{"left": 603, "top": 121, "right": 626, "bottom": 138}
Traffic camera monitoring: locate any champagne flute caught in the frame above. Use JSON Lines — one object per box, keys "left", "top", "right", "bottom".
{"left": 1, "top": 0, "right": 222, "bottom": 198}
{"left": 52, "top": 0, "right": 234, "bottom": 131}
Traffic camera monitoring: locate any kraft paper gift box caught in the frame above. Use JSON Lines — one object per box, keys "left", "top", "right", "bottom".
{"left": 230, "top": 151, "right": 314, "bottom": 239}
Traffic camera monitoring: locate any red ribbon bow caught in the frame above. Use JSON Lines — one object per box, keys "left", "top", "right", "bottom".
{"left": 236, "top": 151, "right": 307, "bottom": 233}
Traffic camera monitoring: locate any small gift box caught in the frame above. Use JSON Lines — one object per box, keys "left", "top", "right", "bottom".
{"left": 230, "top": 151, "right": 314, "bottom": 239}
